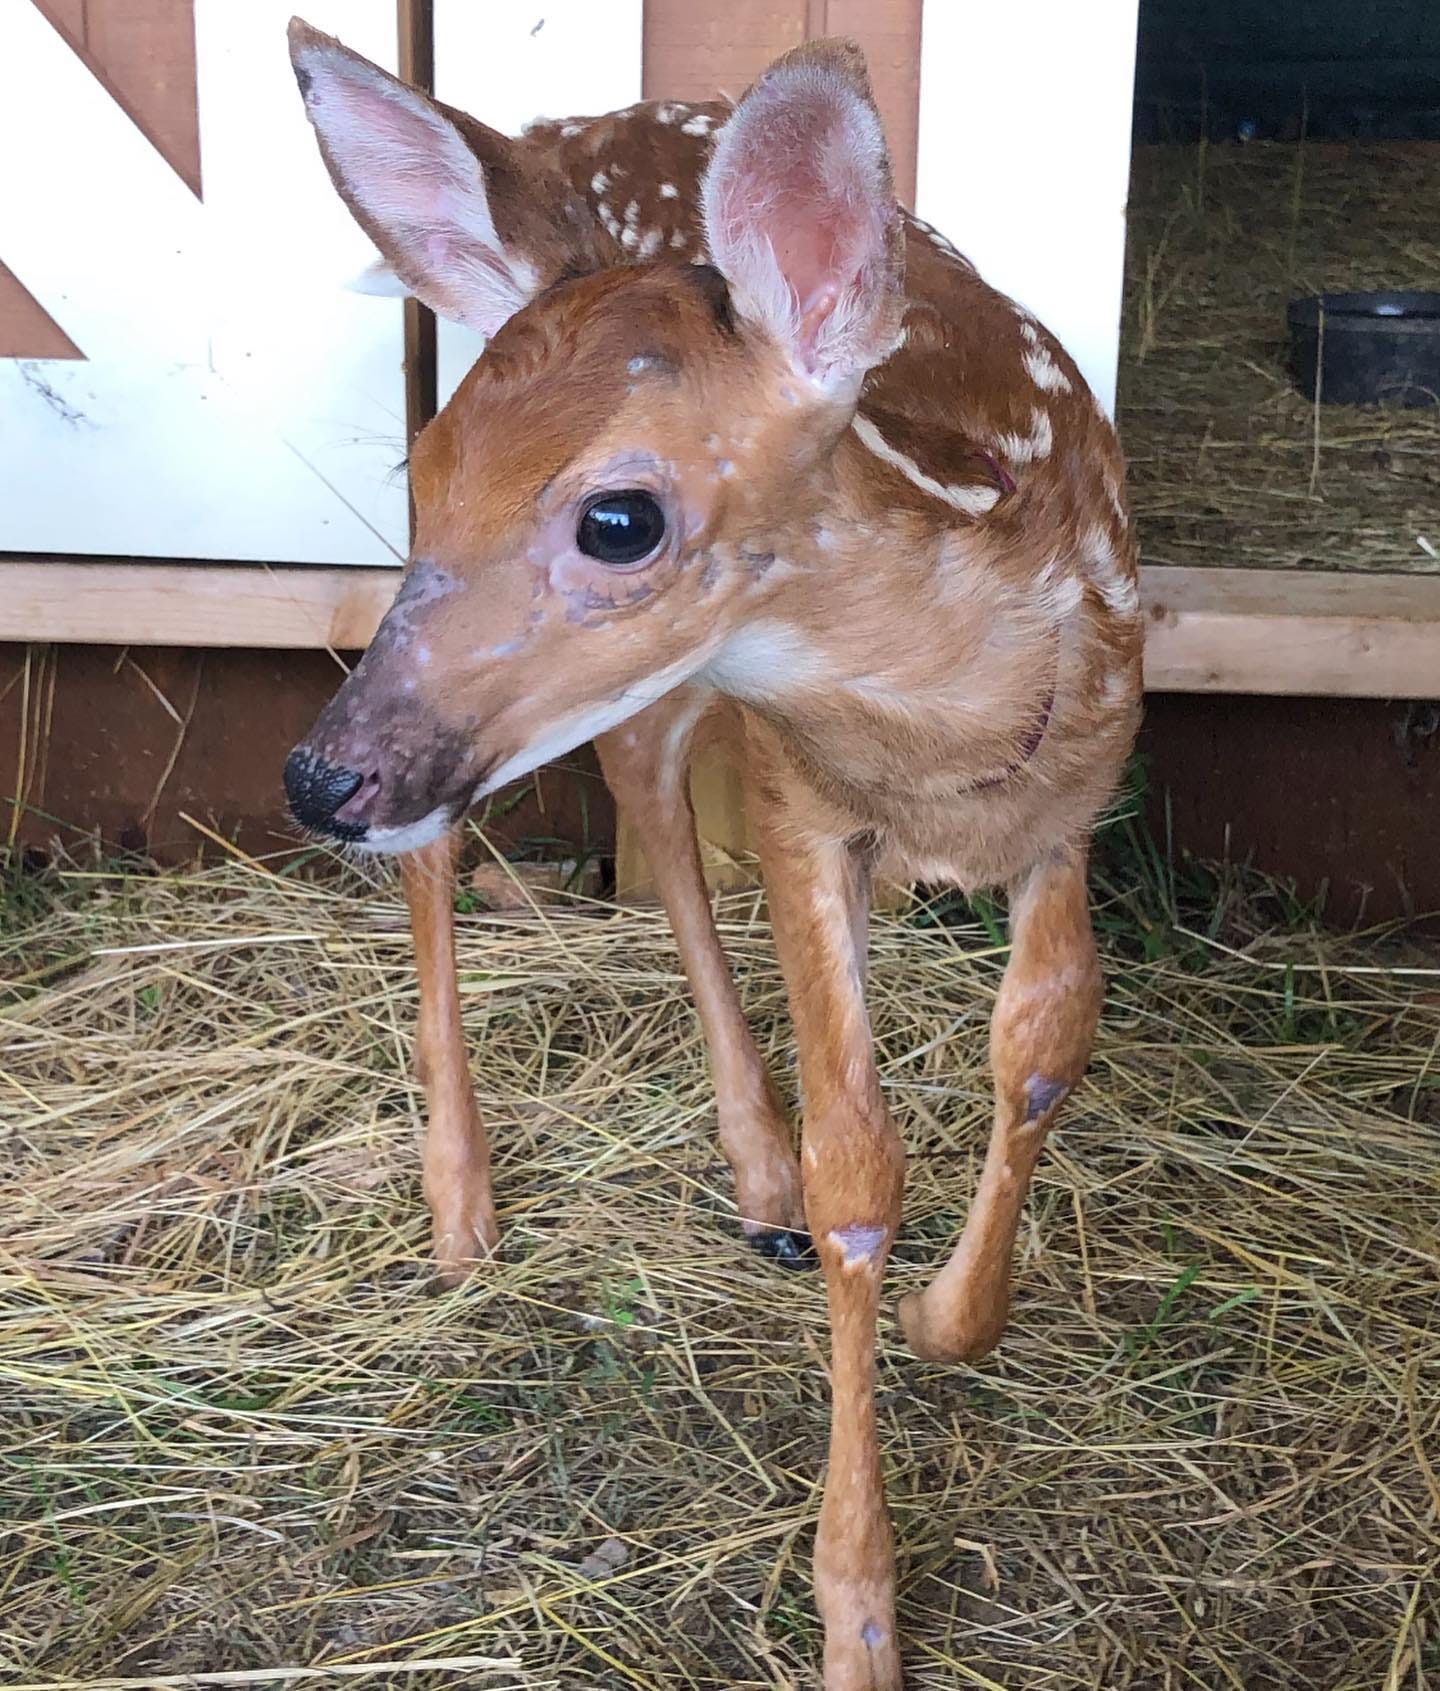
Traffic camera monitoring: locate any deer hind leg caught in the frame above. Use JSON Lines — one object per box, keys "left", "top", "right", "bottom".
{"left": 749, "top": 751, "right": 905, "bottom": 1691}
{"left": 595, "top": 693, "right": 808, "bottom": 1260}
{"left": 899, "top": 847, "right": 1100, "bottom": 1364}
{"left": 402, "top": 828, "right": 499, "bottom": 1285}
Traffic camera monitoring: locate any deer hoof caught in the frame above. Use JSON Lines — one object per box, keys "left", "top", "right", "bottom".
{"left": 428, "top": 1208, "right": 500, "bottom": 1291}
{"left": 897, "top": 1290, "right": 1005, "bottom": 1364}
{"left": 747, "top": 1226, "right": 817, "bottom": 1270}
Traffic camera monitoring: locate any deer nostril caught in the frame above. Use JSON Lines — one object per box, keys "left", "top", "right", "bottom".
{"left": 334, "top": 769, "right": 382, "bottom": 823}
{"left": 283, "top": 747, "right": 366, "bottom": 834}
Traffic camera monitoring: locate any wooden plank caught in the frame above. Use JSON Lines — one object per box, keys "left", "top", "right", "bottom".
{"left": 4, "top": 560, "right": 1436, "bottom": 682}
{"left": 82, "top": 0, "right": 201, "bottom": 196}
{"left": 0, "top": 561, "right": 399, "bottom": 650}
{"left": 823, "top": 0, "right": 921, "bottom": 205}
{"left": 643, "top": 0, "right": 805, "bottom": 106}
{"left": 0, "top": 258, "right": 81, "bottom": 359}
{"left": 1142, "top": 567, "right": 1440, "bottom": 698}
{"left": 6, "top": 555, "right": 1435, "bottom": 899}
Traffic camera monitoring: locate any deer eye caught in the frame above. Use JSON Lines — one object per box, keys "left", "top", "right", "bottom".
{"left": 576, "top": 490, "right": 666, "bottom": 567}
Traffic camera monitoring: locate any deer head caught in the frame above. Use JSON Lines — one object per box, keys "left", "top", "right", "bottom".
{"left": 282, "top": 20, "right": 904, "bottom": 851}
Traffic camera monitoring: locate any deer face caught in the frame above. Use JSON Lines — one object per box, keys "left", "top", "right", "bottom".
{"left": 282, "top": 23, "right": 903, "bottom": 851}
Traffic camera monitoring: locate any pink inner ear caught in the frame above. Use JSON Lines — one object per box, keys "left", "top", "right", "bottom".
{"left": 702, "top": 64, "right": 895, "bottom": 374}
{"left": 298, "top": 45, "right": 534, "bottom": 337}
{"left": 308, "top": 66, "right": 468, "bottom": 224}
{"left": 771, "top": 223, "right": 846, "bottom": 317}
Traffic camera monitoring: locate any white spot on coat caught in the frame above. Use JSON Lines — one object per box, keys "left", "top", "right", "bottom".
{"left": 1083, "top": 521, "right": 1118, "bottom": 577}
{"left": 1095, "top": 568, "right": 1140, "bottom": 620}
{"left": 1035, "top": 554, "right": 1083, "bottom": 620}
{"left": 1082, "top": 522, "right": 1139, "bottom": 619}
{"left": 851, "top": 414, "right": 1001, "bottom": 516}
{"left": 1024, "top": 345, "right": 1073, "bottom": 394}
{"left": 659, "top": 182, "right": 679, "bottom": 199}
{"left": 908, "top": 214, "right": 961, "bottom": 258}
{"left": 993, "top": 407, "right": 1053, "bottom": 467}
{"left": 1102, "top": 666, "right": 1136, "bottom": 709}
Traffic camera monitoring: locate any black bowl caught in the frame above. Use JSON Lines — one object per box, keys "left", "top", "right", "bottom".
{"left": 1287, "top": 291, "right": 1440, "bottom": 407}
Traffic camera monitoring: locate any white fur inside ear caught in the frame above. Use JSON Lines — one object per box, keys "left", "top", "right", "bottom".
{"left": 347, "top": 256, "right": 409, "bottom": 297}
{"left": 699, "top": 58, "right": 900, "bottom": 386}
{"left": 294, "top": 40, "right": 538, "bottom": 335}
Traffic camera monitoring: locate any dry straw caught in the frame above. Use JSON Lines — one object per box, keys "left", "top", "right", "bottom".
{"left": 2, "top": 848, "right": 1439, "bottom": 1688}
{"left": 1121, "top": 141, "right": 1440, "bottom": 574}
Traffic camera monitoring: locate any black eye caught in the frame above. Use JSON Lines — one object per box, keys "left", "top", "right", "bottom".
{"left": 577, "top": 490, "right": 666, "bottom": 567}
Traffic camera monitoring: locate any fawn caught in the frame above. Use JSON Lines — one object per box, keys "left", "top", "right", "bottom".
{"left": 282, "top": 21, "right": 1143, "bottom": 1687}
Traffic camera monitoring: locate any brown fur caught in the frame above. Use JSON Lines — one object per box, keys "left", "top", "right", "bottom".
{"left": 287, "top": 26, "right": 1142, "bottom": 1688}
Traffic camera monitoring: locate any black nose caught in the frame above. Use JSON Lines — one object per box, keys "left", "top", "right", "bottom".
{"left": 283, "top": 747, "right": 366, "bottom": 837}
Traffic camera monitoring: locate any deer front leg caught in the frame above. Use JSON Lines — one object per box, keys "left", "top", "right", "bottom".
{"left": 899, "top": 848, "right": 1100, "bottom": 1363}
{"left": 596, "top": 695, "right": 807, "bottom": 1258}
{"left": 751, "top": 780, "right": 905, "bottom": 1690}
{"left": 401, "top": 829, "right": 498, "bottom": 1284}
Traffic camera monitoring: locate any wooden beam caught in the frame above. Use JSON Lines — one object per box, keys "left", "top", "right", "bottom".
{"left": 1, "top": 559, "right": 1437, "bottom": 698}
{"left": 0, "top": 560, "right": 399, "bottom": 650}
{"left": 1141, "top": 567, "right": 1440, "bottom": 699}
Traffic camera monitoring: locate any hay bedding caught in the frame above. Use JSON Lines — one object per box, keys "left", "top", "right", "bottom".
{"left": 1119, "top": 141, "right": 1440, "bottom": 573}
{"left": 2, "top": 855, "right": 1440, "bottom": 1690}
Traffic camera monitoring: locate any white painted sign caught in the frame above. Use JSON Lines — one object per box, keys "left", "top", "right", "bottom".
{"left": 432, "top": 0, "right": 644, "bottom": 404}
{"left": 0, "top": 0, "right": 408, "bottom": 565}
{"left": 915, "top": 0, "right": 1139, "bottom": 416}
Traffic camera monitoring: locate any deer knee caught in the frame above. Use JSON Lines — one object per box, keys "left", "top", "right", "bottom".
{"left": 989, "top": 954, "right": 1101, "bottom": 1120}
{"left": 801, "top": 1106, "right": 905, "bottom": 1256}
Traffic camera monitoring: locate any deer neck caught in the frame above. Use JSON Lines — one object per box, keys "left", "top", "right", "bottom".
{"left": 698, "top": 462, "right": 1048, "bottom": 810}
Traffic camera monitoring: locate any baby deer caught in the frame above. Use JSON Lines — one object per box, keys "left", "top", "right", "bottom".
{"left": 283, "top": 22, "right": 1142, "bottom": 1687}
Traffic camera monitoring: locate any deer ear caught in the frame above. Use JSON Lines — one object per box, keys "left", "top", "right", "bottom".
{"left": 700, "top": 38, "right": 904, "bottom": 391}
{"left": 288, "top": 18, "right": 590, "bottom": 337}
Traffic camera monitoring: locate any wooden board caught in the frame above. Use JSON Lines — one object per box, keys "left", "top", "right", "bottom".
{"left": 1142, "top": 566, "right": 1440, "bottom": 697}
{"left": 5, "top": 561, "right": 1436, "bottom": 689}
{"left": 642, "top": 0, "right": 920, "bottom": 203}
{"left": 9, "top": 548, "right": 1428, "bottom": 901}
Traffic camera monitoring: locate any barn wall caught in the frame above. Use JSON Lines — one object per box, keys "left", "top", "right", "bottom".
{"left": 3, "top": 0, "right": 1435, "bottom": 926}
{"left": 0, "top": 642, "right": 611, "bottom": 862}
{"left": 1141, "top": 696, "right": 1440, "bottom": 924}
